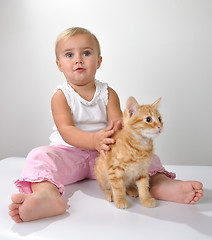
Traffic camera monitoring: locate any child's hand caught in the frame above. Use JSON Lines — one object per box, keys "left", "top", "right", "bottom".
{"left": 93, "top": 121, "right": 121, "bottom": 158}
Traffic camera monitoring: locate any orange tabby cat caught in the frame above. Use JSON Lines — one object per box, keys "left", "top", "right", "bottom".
{"left": 94, "top": 96, "right": 163, "bottom": 209}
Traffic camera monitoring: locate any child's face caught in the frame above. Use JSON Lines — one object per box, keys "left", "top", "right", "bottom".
{"left": 56, "top": 33, "right": 102, "bottom": 87}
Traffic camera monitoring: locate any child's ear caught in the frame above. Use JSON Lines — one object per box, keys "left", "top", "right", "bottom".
{"left": 151, "top": 98, "right": 161, "bottom": 108}
{"left": 56, "top": 60, "right": 63, "bottom": 72}
{"left": 97, "top": 56, "right": 102, "bottom": 69}
{"left": 126, "top": 96, "right": 139, "bottom": 117}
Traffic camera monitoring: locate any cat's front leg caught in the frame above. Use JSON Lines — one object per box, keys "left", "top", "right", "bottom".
{"left": 136, "top": 175, "right": 156, "bottom": 208}
{"left": 104, "top": 189, "right": 113, "bottom": 202}
{"left": 110, "top": 177, "right": 129, "bottom": 209}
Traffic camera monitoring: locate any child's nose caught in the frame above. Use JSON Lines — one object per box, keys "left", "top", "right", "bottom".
{"left": 76, "top": 59, "right": 82, "bottom": 64}
{"left": 75, "top": 54, "right": 83, "bottom": 64}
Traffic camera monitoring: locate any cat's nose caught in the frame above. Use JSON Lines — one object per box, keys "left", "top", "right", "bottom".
{"left": 158, "top": 126, "right": 162, "bottom": 132}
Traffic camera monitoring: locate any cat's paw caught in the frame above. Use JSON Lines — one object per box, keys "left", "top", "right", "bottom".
{"left": 104, "top": 190, "right": 113, "bottom": 202}
{"left": 114, "top": 199, "right": 129, "bottom": 209}
{"left": 142, "top": 198, "right": 156, "bottom": 208}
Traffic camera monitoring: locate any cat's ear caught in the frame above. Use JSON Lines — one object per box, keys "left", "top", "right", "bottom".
{"left": 126, "top": 96, "right": 139, "bottom": 117}
{"left": 151, "top": 98, "right": 161, "bottom": 108}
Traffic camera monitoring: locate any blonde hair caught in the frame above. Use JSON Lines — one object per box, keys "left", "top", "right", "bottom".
{"left": 55, "top": 27, "right": 101, "bottom": 59}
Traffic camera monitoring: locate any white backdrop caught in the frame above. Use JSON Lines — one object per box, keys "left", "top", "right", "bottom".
{"left": 0, "top": 0, "right": 211, "bottom": 165}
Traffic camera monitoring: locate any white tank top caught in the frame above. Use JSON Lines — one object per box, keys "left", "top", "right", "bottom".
{"left": 49, "top": 80, "right": 109, "bottom": 147}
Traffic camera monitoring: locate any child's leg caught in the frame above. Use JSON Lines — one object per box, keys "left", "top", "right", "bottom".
{"left": 8, "top": 181, "right": 67, "bottom": 223}
{"left": 9, "top": 145, "right": 94, "bottom": 223}
{"left": 148, "top": 155, "right": 203, "bottom": 204}
{"left": 149, "top": 173, "right": 203, "bottom": 204}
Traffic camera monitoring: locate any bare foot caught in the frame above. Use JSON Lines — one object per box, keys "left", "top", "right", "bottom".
{"left": 150, "top": 174, "right": 203, "bottom": 204}
{"left": 8, "top": 191, "right": 67, "bottom": 223}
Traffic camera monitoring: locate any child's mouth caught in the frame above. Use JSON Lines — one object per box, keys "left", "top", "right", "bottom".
{"left": 75, "top": 68, "right": 85, "bottom": 72}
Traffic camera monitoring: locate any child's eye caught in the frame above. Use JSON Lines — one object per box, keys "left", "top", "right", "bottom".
{"left": 66, "top": 53, "right": 73, "bottom": 58}
{"left": 145, "top": 117, "right": 152, "bottom": 123}
{"left": 83, "top": 51, "right": 91, "bottom": 57}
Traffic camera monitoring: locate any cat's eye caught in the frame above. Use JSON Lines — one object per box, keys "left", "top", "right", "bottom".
{"left": 145, "top": 117, "right": 152, "bottom": 123}
{"left": 158, "top": 117, "right": 162, "bottom": 122}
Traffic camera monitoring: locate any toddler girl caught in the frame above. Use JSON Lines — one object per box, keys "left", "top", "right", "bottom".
{"left": 8, "top": 27, "right": 203, "bottom": 223}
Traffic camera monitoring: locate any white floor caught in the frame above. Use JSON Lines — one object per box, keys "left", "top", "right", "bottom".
{"left": 1, "top": 157, "right": 212, "bottom": 240}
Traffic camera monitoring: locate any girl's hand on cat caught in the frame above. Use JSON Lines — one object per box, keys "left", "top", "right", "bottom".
{"left": 93, "top": 121, "right": 117, "bottom": 158}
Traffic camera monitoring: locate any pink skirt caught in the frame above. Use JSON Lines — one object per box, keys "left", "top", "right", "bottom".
{"left": 15, "top": 145, "right": 176, "bottom": 195}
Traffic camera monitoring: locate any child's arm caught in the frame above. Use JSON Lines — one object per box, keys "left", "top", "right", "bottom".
{"left": 51, "top": 89, "right": 117, "bottom": 151}
{"left": 106, "top": 87, "right": 123, "bottom": 125}
{"left": 95, "top": 86, "right": 123, "bottom": 157}
{"left": 93, "top": 87, "right": 123, "bottom": 156}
